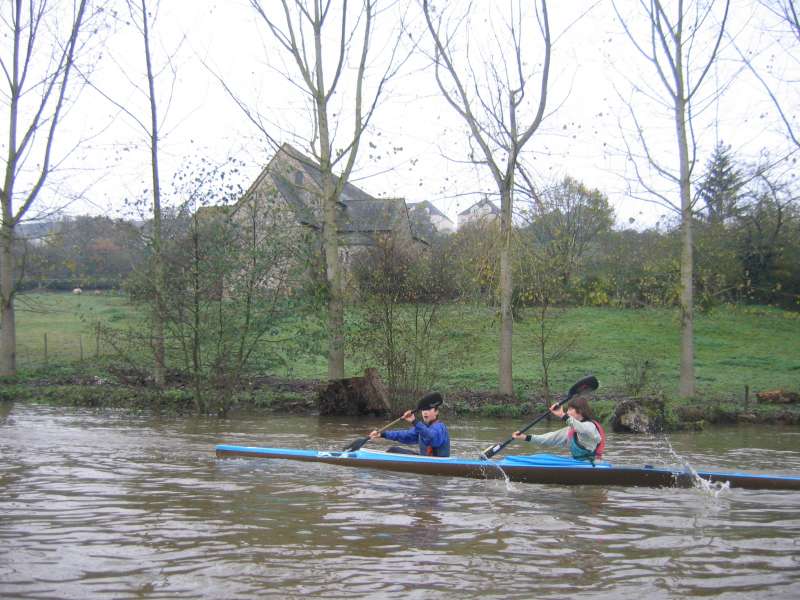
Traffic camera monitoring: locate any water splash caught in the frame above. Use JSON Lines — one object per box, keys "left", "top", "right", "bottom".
{"left": 497, "top": 465, "right": 515, "bottom": 492}
{"left": 476, "top": 453, "right": 515, "bottom": 492}
{"left": 682, "top": 460, "right": 731, "bottom": 497}
{"left": 660, "top": 435, "right": 730, "bottom": 499}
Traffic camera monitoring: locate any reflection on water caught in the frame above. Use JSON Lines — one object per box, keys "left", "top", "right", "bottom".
{"left": 1, "top": 404, "right": 800, "bottom": 599}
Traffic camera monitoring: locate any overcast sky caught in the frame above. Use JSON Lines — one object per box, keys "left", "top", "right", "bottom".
{"left": 18, "top": 0, "right": 798, "bottom": 229}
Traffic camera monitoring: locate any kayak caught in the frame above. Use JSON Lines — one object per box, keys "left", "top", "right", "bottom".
{"left": 214, "top": 444, "right": 800, "bottom": 491}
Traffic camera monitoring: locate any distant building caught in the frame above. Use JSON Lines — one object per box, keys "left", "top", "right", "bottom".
{"left": 407, "top": 200, "right": 456, "bottom": 235}
{"left": 238, "top": 143, "right": 423, "bottom": 250}
{"left": 458, "top": 197, "right": 500, "bottom": 228}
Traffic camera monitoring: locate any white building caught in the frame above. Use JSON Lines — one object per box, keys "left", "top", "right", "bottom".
{"left": 458, "top": 197, "right": 500, "bottom": 229}
{"left": 408, "top": 200, "right": 456, "bottom": 234}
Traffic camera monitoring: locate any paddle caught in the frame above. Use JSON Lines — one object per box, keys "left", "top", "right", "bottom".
{"left": 479, "top": 375, "right": 599, "bottom": 460}
{"left": 342, "top": 414, "right": 408, "bottom": 452}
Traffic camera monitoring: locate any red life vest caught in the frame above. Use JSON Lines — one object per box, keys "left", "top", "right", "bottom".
{"left": 567, "top": 419, "right": 606, "bottom": 460}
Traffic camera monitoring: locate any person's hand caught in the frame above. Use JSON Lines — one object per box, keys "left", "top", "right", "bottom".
{"left": 369, "top": 430, "right": 381, "bottom": 440}
{"left": 549, "top": 403, "right": 565, "bottom": 418}
{"left": 402, "top": 409, "right": 415, "bottom": 423}
{"left": 512, "top": 430, "right": 526, "bottom": 440}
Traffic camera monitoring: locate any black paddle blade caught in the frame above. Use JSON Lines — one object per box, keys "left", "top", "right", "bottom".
{"left": 342, "top": 436, "right": 369, "bottom": 452}
{"left": 567, "top": 375, "right": 599, "bottom": 398}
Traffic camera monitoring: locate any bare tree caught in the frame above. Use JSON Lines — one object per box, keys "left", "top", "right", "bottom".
{"left": 242, "top": 0, "right": 404, "bottom": 380}
{"left": 1, "top": 0, "right": 92, "bottom": 376}
{"left": 422, "top": 0, "right": 551, "bottom": 395}
{"left": 736, "top": 1, "right": 800, "bottom": 148}
{"left": 79, "top": 0, "right": 175, "bottom": 385}
{"left": 613, "top": 0, "right": 730, "bottom": 397}
{"left": 126, "top": 0, "right": 168, "bottom": 386}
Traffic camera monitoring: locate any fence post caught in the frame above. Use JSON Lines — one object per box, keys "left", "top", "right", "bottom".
{"left": 44, "top": 333, "right": 48, "bottom": 365}
{"left": 744, "top": 384, "right": 750, "bottom": 410}
{"left": 95, "top": 323, "right": 100, "bottom": 359}
{"left": 79, "top": 335, "right": 84, "bottom": 362}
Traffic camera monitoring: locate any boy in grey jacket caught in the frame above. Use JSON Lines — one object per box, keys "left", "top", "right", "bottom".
{"left": 512, "top": 396, "right": 605, "bottom": 464}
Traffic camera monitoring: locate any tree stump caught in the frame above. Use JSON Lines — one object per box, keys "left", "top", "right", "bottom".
{"left": 317, "top": 368, "right": 391, "bottom": 416}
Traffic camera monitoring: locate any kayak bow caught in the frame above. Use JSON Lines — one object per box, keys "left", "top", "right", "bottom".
{"left": 215, "top": 445, "right": 800, "bottom": 491}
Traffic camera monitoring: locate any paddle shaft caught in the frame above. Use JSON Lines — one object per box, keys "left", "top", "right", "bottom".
{"left": 480, "top": 396, "right": 572, "bottom": 459}
{"left": 376, "top": 415, "right": 408, "bottom": 434}
{"left": 342, "top": 414, "right": 409, "bottom": 451}
{"left": 480, "top": 375, "right": 599, "bottom": 459}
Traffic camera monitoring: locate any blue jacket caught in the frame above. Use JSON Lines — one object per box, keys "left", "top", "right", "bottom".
{"left": 382, "top": 420, "right": 450, "bottom": 457}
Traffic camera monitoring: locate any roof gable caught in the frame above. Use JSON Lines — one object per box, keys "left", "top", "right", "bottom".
{"left": 459, "top": 197, "right": 500, "bottom": 216}
{"left": 409, "top": 200, "right": 453, "bottom": 223}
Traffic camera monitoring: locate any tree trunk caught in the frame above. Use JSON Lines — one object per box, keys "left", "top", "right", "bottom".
{"left": 142, "top": 0, "right": 166, "bottom": 387}
{"left": 0, "top": 219, "right": 16, "bottom": 376}
{"left": 676, "top": 96, "right": 695, "bottom": 398}
{"left": 314, "top": 11, "right": 345, "bottom": 381}
{"left": 679, "top": 199, "right": 695, "bottom": 397}
{"left": 498, "top": 186, "right": 514, "bottom": 395}
{"left": 325, "top": 200, "right": 345, "bottom": 380}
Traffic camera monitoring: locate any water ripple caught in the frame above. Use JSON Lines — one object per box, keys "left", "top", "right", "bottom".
{"left": 1, "top": 406, "right": 800, "bottom": 599}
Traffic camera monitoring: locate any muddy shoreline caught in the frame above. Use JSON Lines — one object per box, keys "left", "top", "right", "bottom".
{"left": 2, "top": 372, "right": 799, "bottom": 431}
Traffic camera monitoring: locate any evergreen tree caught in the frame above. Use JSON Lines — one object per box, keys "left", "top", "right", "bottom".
{"left": 697, "top": 142, "right": 744, "bottom": 224}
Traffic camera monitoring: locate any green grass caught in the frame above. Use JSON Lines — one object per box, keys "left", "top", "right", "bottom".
{"left": 408, "top": 304, "right": 799, "bottom": 398}
{"left": 13, "top": 292, "right": 800, "bottom": 399}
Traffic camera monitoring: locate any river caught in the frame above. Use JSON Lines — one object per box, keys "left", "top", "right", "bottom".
{"left": 1, "top": 403, "right": 799, "bottom": 599}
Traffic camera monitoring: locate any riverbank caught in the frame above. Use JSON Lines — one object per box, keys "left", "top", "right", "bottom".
{"left": 2, "top": 369, "right": 798, "bottom": 431}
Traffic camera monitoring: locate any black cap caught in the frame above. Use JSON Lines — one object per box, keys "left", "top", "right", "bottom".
{"left": 417, "top": 391, "right": 443, "bottom": 411}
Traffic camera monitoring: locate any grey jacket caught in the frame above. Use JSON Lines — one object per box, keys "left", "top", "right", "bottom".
{"left": 528, "top": 416, "right": 601, "bottom": 452}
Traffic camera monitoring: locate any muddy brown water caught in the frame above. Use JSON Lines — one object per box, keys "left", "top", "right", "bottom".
{"left": 1, "top": 403, "right": 800, "bottom": 599}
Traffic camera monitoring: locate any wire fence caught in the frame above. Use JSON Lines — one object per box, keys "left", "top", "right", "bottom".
{"left": 16, "top": 325, "right": 111, "bottom": 370}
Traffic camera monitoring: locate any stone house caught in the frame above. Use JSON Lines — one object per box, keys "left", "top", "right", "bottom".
{"left": 237, "top": 143, "right": 423, "bottom": 258}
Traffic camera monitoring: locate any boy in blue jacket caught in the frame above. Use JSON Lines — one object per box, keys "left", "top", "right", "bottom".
{"left": 369, "top": 392, "right": 450, "bottom": 457}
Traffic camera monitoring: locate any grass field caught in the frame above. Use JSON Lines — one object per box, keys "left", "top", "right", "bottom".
{"left": 13, "top": 292, "right": 800, "bottom": 400}
{"left": 15, "top": 292, "right": 138, "bottom": 367}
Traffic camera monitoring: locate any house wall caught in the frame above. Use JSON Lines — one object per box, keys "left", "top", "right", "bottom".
{"left": 458, "top": 203, "right": 499, "bottom": 228}
{"left": 430, "top": 213, "right": 456, "bottom": 233}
